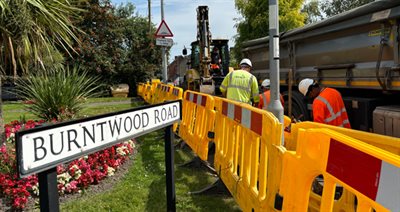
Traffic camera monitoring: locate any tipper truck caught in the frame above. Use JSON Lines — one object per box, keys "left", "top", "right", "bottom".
{"left": 242, "top": 0, "right": 400, "bottom": 137}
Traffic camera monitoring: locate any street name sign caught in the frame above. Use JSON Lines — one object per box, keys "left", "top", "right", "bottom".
{"left": 155, "top": 20, "right": 173, "bottom": 37}
{"left": 16, "top": 100, "right": 181, "bottom": 178}
{"left": 156, "top": 38, "right": 173, "bottom": 47}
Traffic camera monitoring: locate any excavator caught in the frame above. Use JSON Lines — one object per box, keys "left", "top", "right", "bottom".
{"left": 182, "top": 6, "right": 231, "bottom": 95}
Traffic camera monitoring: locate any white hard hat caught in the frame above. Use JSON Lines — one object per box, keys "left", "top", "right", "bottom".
{"left": 261, "top": 79, "right": 270, "bottom": 87}
{"left": 240, "top": 58, "right": 252, "bottom": 68}
{"left": 298, "top": 78, "right": 314, "bottom": 96}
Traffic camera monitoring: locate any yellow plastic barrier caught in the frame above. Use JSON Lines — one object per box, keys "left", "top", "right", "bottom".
{"left": 288, "top": 122, "right": 400, "bottom": 155}
{"left": 161, "top": 84, "right": 173, "bottom": 102}
{"left": 170, "top": 87, "right": 183, "bottom": 101}
{"left": 179, "top": 90, "right": 216, "bottom": 161}
{"left": 148, "top": 81, "right": 161, "bottom": 104}
{"left": 144, "top": 84, "right": 153, "bottom": 103}
{"left": 137, "top": 83, "right": 144, "bottom": 97}
{"left": 280, "top": 128, "right": 400, "bottom": 211}
{"left": 213, "top": 97, "right": 284, "bottom": 211}
{"left": 169, "top": 86, "right": 183, "bottom": 132}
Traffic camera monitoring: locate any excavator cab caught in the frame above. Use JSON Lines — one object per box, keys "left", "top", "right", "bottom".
{"left": 210, "top": 39, "right": 230, "bottom": 76}
{"left": 182, "top": 5, "right": 231, "bottom": 95}
{"left": 183, "top": 39, "right": 230, "bottom": 94}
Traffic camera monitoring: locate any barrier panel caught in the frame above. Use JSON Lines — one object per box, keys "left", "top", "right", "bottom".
{"left": 137, "top": 83, "right": 144, "bottom": 97}
{"left": 169, "top": 87, "right": 183, "bottom": 132}
{"left": 152, "top": 83, "right": 168, "bottom": 104}
{"left": 288, "top": 122, "right": 400, "bottom": 155}
{"left": 149, "top": 81, "right": 161, "bottom": 104}
{"left": 213, "top": 97, "right": 284, "bottom": 211}
{"left": 143, "top": 84, "right": 152, "bottom": 103}
{"left": 169, "top": 87, "right": 183, "bottom": 101}
{"left": 280, "top": 128, "right": 400, "bottom": 211}
{"left": 179, "top": 90, "right": 215, "bottom": 161}
{"left": 160, "top": 84, "right": 173, "bottom": 102}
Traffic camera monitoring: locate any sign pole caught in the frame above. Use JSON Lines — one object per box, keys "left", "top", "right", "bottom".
{"left": 38, "top": 167, "right": 59, "bottom": 212}
{"left": 164, "top": 125, "right": 176, "bottom": 212}
{"left": 160, "top": 0, "right": 168, "bottom": 83}
{"left": 162, "top": 46, "right": 168, "bottom": 83}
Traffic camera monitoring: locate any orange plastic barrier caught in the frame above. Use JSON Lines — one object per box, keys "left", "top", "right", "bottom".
{"left": 280, "top": 128, "right": 400, "bottom": 211}
{"left": 179, "top": 90, "right": 215, "bottom": 161}
{"left": 213, "top": 97, "right": 284, "bottom": 211}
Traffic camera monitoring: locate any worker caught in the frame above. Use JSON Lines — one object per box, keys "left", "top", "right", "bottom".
{"left": 298, "top": 78, "right": 351, "bottom": 128}
{"left": 257, "top": 79, "right": 284, "bottom": 110}
{"left": 220, "top": 58, "right": 259, "bottom": 105}
{"left": 210, "top": 47, "right": 221, "bottom": 75}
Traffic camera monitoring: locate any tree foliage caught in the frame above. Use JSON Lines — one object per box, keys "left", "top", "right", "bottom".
{"left": 69, "top": 0, "right": 162, "bottom": 95}
{"left": 321, "top": 0, "right": 375, "bottom": 17}
{"left": 302, "top": 0, "right": 375, "bottom": 24}
{"left": 234, "top": 0, "right": 306, "bottom": 62}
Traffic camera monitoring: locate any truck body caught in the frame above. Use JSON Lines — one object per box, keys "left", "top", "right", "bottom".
{"left": 242, "top": 0, "right": 400, "bottom": 135}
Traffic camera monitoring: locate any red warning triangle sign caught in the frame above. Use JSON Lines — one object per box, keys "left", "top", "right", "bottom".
{"left": 155, "top": 20, "right": 173, "bottom": 37}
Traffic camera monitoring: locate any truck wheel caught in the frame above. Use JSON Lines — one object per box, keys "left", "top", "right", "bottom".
{"left": 282, "top": 90, "right": 311, "bottom": 121}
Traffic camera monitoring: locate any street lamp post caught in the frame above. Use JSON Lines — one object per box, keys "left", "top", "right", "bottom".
{"left": 267, "top": 0, "right": 284, "bottom": 145}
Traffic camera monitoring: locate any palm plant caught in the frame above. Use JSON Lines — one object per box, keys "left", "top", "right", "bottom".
{"left": 0, "top": 0, "right": 81, "bottom": 74}
{"left": 16, "top": 66, "right": 103, "bottom": 121}
{"left": 0, "top": 0, "right": 82, "bottom": 138}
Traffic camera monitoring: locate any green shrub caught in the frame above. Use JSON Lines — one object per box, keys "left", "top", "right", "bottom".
{"left": 16, "top": 66, "right": 103, "bottom": 121}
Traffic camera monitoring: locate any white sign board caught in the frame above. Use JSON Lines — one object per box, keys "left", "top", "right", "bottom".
{"left": 156, "top": 38, "right": 173, "bottom": 47}
{"left": 16, "top": 101, "right": 181, "bottom": 177}
{"left": 155, "top": 20, "right": 173, "bottom": 37}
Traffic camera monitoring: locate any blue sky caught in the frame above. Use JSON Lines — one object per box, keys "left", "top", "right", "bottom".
{"left": 111, "top": 0, "right": 241, "bottom": 62}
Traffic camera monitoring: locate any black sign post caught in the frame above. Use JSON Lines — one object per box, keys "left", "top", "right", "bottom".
{"left": 38, "top": 167, "right": 59, "bottom": 212}
{"left": 164, "top": 125, "right": 175, "bottom": 212}
{"left": 15, "top": 101, "right": 181, "bottom": 212}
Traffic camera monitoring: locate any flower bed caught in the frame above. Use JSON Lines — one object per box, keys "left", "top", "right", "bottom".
{"left": 0, "top": 120, "right": 135, "bottom": 209}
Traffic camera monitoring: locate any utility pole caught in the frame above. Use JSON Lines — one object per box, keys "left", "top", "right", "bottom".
{"left": 267, "top": 0, "right": 284, "bottom": 145}
{"left": 161, "top": 0, "right": 168, "bottom": 83}
{"left": 148, "top": 0, "right": 151, "bottom": 35}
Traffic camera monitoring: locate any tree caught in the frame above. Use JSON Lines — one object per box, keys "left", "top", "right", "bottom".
{"left": 320, "top": 0, "right": 374, "bottom": 17}
{"left": 70, "top": 1, "right": 162, "bottom": 96}
{"left": 302, "top": 0, "right": 374, "bottom": 24}
{"left": 233, "top": 0, "right": 306, "bottom": 62}
{"left": 113, "top": 4, "right": 162, "bottom": 95}
{"left": 70, "top": 0, "right": 124, "bottom": 84}
{"left": 302, "top": 0, "right": 323, "bottom": 24}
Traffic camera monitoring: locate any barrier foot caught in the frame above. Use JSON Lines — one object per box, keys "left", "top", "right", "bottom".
{"left": 173, "top": 139, "right": 187, "bottom": 150}
{"left": 178, "top": 156, "right": 216, "bottom": 174}
{"left": 188, "top": 178, "right": 229, "bottom": 196}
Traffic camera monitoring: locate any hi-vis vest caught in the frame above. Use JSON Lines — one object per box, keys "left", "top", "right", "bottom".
{"left": 220, "top": 70, "right": 259, "bottom": 104}
{"left": 258, "top": 90, "right": 284, "bottom": 110}
{"left": 312, "top": 88, "right": 351, "bottom": 128}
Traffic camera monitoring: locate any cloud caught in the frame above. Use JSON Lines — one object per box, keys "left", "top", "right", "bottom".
{"left": 112, "top": 0, "right": 241, "bottom": 62}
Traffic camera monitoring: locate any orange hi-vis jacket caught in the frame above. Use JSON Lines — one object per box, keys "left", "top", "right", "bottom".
{"left": 313, "top": 88, "right": 351, "bottom": 128}
{"left": 257, "top": 90, "right": 284, "bottom": 110}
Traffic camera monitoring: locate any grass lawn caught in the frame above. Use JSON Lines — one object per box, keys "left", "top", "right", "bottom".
{"left": 4, "top": 97, "right": 239, "bottom": 211}
{"left": 62, "top": 130, "right": 240, "bottom": 211}
{"left": 3, "top": 97, "right": 136, "bottom": 123}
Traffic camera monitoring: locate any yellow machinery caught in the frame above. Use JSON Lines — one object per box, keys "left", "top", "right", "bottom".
{"left": 183, "top": 6, "right": 230, "bottom": 95}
